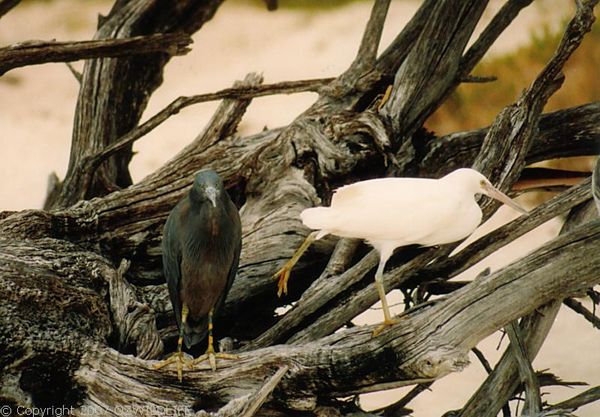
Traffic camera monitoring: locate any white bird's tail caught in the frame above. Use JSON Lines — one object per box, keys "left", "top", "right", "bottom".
{"left": 300, "top": 207, "right": 335, "bottom": 231}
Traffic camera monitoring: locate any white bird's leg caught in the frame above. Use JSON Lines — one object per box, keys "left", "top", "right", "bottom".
{"left": 154, "top": 303, "right": 190, "bottom": 382}
{"left": 273, "top": 230, "right": 321, "bottom": 296}
{"left": 192, "top": 308, "right": 238, "bottom": 371}
{"left": 372, "top": 251, "right": 399, "bottom": 336}
{"left": 375, "top": 261, "right": 393, "bottom": 322}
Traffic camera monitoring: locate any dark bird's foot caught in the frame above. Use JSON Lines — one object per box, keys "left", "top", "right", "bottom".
{"left": 191, "top": 349, "right": 239, "bottom": 371}
{"left": 154, "top": 351, "right": 192, "bottom": 382}
{"left": 372, "top": 317, "right": 400, "bottom": 337}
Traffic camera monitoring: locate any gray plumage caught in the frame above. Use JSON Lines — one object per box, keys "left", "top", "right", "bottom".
{"left": 162, "top": 170, "right": 242, "bottom": 348}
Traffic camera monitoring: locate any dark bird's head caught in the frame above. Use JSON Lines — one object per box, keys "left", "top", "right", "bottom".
{"left": 190, "top": 169, "right": 225, "bottom": 207}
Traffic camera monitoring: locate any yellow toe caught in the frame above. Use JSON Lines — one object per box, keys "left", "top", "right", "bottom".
{"left": 372, "top": 318, "right": 400, "bottom": 337}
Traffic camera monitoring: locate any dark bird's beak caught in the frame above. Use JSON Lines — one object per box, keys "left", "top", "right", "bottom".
{"left": 206, "top": 186, "right": 218, "bottom": 208}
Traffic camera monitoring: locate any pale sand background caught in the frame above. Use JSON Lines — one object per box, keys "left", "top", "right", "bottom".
{"left": 0, "top": 1, "right": 598, "bottom": 415}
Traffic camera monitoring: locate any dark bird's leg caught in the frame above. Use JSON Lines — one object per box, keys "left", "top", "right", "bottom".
{"left": 191, "top": 308, "right": 238, "bottom": 371}
{"left": 154, "top": 304, "right": 190, "bottom": 382}
{"left": 272, "top": 230, "right": 319, "bottom": 297}
{"left": 372, "top": 253, "right": 399, "bottom": 337}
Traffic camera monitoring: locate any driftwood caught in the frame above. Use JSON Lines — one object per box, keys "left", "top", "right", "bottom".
{"left": 1, "top": 0, "right": 599, "bottom": 416}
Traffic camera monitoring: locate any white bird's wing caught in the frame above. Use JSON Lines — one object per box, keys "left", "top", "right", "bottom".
{"left": 331, "top": 178, "right": 426, "bottom": 207}
{"left": 332, "top": 177, "right": 439, "bottom": 206}
{"left": 327, "top": 177, "right": 473, "bottom": 245}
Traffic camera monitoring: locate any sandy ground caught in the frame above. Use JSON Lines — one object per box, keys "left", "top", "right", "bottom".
{"left": 0, "top": 1, "right": 598, "bottom": 416}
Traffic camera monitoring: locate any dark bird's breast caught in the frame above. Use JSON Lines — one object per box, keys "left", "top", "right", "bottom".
{"left": 179, "top": 202, "right": 238, "bottom": 321}
{"left": 180, "top": 254, "right": 229, "bottom": 320}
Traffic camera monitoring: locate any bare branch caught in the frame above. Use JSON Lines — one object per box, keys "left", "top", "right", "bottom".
{"left": 506, "top": 322, "right": 542, "bottom": 415}
{"left": 527, "top": 0, "right": 599, "bottom": 100}
{"left": 4, "top": 0, "right": 599, "bottom": 414}
{"left": 472, "top": 0, "right": 597, "bottom": 202}
{"left": 547, "top": 386, "right": 600, "bottom": 414}
{"left": 57, "top": 75, "right": 331, "bottom": 208}
{"left": 421, "top": 102, "right": 600, "bottom": 177}
{"left": 375, "top": 382, "right": 432, "bottom": 416}
{"left": 91, "top": 77, "right": 333, "bottom": 167}
{"left": 352, "top": 0, "right": 391, "bottom": 67}
{"left": 288, "top": 247, "right": 442, "bottom": 344}
{"left": 65, "top": 62, "right": 82, "bottom": 83}
{"left": 460, "top": 0, "right": 534, "bottom": 75}
{"left": 472, "top": 347, "right": 493, "bottom": 374}
{"left": 375, "top": 0, "right": 437, "bottom": 77}
{"left": 239, "top": 366, "right": 289, "bottom": 417}
{"left": 476, "top": 0, "right": 599, "bottom": 192}
{"left": 460, "top": 74, "right": 497, "bottom": 83}
{"left": 563, "top": 297, "right": 600, "bottom": 329}
{"left": 0, "top": 0, "right": 20, "bottom": 19}
{"left": 58, "top": 73, "right": 264, "bottom": 208}
{"left": 381, "top": 0, "right": 489, "bottom": 137}
{"left": 458, "top": 301, "right": 562, "bottom": 417}
{"left": 0, "top": 34, "right": 192, "bottom": 76}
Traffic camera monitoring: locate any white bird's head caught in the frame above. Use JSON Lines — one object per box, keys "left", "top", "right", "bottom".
{"left": 444, "top": 168, "right": 528, "bottom": 215}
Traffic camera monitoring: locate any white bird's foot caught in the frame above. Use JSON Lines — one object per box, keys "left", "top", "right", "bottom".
{"left": 273, "top": 231, "right": 319, "bottom": 297}
{"left": 273, "top": 262, "right": 294, "bottom": 297}
{"left": 372, "top": 317, "right": 400, "bottom": 337}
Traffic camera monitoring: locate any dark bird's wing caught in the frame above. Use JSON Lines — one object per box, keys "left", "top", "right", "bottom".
{"left": 162, "top": 205, "right": 183, "bottom": 333}
{"left": 213, "top": 220, "right": 242, "bottom": 330}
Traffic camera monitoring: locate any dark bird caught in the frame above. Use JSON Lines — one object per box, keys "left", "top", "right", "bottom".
{"left": 154, "top": 170, "right": 242, "bottom": 381}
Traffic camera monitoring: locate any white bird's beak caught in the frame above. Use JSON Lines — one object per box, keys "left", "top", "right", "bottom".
{"left": 482, "top": 182, "right": 528, "bottom": 215}
{"left": 205, "top": 186, "right": 218, "bottom": 208}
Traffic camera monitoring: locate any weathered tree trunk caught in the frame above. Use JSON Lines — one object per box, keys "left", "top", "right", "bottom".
{"left": 1, "top": 0, "right": 599, "bottom": 416}
{"left": 50, "top": 0, "right": 226, "bottom": 209}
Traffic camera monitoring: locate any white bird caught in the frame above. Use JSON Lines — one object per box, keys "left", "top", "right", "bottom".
{"left": 274, "top": 168, "right": 528, "bottom": 335}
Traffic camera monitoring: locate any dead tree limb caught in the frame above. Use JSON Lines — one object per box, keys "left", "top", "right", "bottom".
{"left": 563, "top": 297, "right": 600, "bottom": 329}
{"left": 505, "top": 322, "right": 542, "bottom": 415}
{"left": 0, "top": 0, "right": 19, "bottom": 19}
{"left": 0, "top": 34, "right": 192, "bottom": 75}
{"left": 51, "top": 0, "right": 227, "bottom": 209}
{"left": 457, "top": 301, "right": 562, "bottom": 417}
{"left": 89, "top": 77, "right": 334, "bottom": 168}
{"left": 547, "top": 386, "right": 600, "bottom": 414}
{"left": 421, "top": 101, "right": 600, "bottom": 177}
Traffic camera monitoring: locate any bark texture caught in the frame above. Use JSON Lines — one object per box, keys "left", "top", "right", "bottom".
{"left": 1, "top": 0, "right": 599, "bottom": 416}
